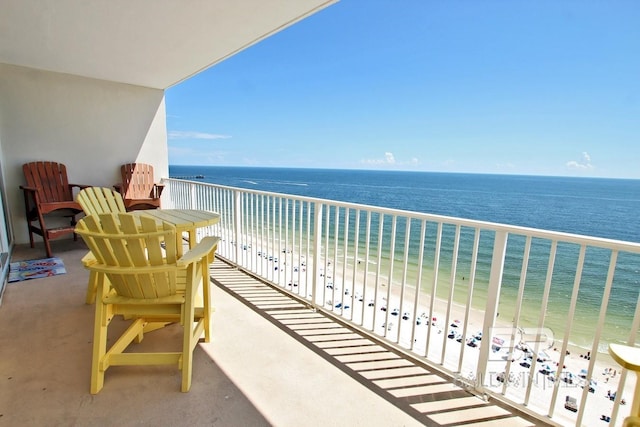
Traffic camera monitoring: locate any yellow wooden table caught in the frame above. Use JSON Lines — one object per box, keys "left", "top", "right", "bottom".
{"left": 133, "top": 209, "right": 220, "bottom": 256}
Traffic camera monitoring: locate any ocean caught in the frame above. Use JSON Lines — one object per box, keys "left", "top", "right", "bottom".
{"left": 170, "top": 166, "right": 640, "bottom": 242}
{"left": 169, "top": 165, "right": 640, "bottom": 350}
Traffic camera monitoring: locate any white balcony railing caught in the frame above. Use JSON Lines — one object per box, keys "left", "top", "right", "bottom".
{"left": 165, "top": 177, "right": 640, "bottom": 426}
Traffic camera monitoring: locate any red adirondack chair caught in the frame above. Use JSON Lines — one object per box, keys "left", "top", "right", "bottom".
{"left": 114, "top": 163, "right": 164, "bottom": 211}
{"left": 20, "top": 161, "right": 88, "bottom": 257}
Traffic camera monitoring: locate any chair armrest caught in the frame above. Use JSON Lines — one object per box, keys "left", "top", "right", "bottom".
{"left": 153, "top": 183, "right": 165, "bottom": 198}
{"left": 609, "top": 343, "right": 640, "bottom": 371}
{"left": 81, "top": 251, "right": 97, "bottom": 266}
{"left": 20, "top": 185, "right": 41, "bottom": 207}
{"left": 177, "top": 236, "right": 220, "bottom": 267}
{"left": 19, "top": 185, "right": 38, "bottom": 193}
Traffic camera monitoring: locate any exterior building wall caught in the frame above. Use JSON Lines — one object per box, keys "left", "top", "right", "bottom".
{"left": 0, "top": 63, "right": 168, "bottom": 245}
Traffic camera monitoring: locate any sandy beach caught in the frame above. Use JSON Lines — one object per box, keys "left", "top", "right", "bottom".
{"left": 228, "top": 236, "right": 637, "bottom": 426}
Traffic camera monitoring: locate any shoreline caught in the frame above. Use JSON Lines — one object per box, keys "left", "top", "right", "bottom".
{"left": 338, "top": 250, "right": 629, "bottom": 358}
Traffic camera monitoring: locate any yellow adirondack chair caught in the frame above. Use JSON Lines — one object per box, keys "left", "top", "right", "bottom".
{"left": 76, "top": 212, "right": 219, "bottom": 394}
{"left": 76, "top": 187, "right": 126, "bottom": 304}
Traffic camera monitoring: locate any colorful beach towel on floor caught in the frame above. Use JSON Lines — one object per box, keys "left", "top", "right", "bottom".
{"left": 8, "top": 257, "right": 66, "bottom": 282}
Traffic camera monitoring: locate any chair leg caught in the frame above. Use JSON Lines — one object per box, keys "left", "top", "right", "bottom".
{"left": 22, "top": 192, "right": 36, "bottom": 249}
{"left": 202, "top": 259, "right": 212, "bottom": 343}
{"left": 181, "top": 267, "right": 198, "bottom": 392}
{"left": 71, "top": 213, "right": 80, "bottom": 241}
{"left": 85, "top": 271, "right": 98, "bottom": 304}
{"left": 90, "top": 276, "right": 110, "bottom": 394}
{"left": 181, "top": 310, "right": 195, "bottom": 392}
{"left": 43, "top": 235, "right": 53, "bottom": 258}
{"left": 33, "top": 209, "right": 54, "bottom": 257}
{"left": 82, "top": 252, "right": 102, "bottom": 305}
{"left": 27, "top": 222, "right": 35, "bottom": 249}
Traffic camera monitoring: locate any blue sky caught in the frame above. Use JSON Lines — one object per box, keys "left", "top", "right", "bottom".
{"left": 166, "top": 1, "right": 639, "bottom": 179}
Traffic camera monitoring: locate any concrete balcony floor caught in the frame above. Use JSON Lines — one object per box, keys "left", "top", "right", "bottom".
{"left": 0, "top": 239, "right": 546, "bottom": 426}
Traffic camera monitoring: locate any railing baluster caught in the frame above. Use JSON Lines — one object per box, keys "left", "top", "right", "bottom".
{"left": 458, "top": 227, "right": 480, "bottom": 374}
{"left": 312, "top": 202, "right": 323, "bottom": 309}
{"left": 189, "top": 181, "right": 196, "bottom": 209}
{"left": 249, "top": 193, "right": 256, "bottom": 271}
{"left": 282, "top": 197, "right": 287, "bottom": 288}
{"left": 350, "top": 209, "right": 361, "bottom": 323}
{"left": 234, "top": 190, "right": 242, "bottom": 264}
{"left": 384, "top": 215, "right": 397, "bottom": 340}
{"left": 290, "top": 198, "right": 297, "bottom": 294}
{"left": 259, "top": 194, "right": 265, "bottom": 277}
{"left": 332, "top": 206, "right": 340, "bottom": 310}
{"left": 362, "top": 211, "right": 372, "bottom": 330}
{"left": 305, "top": 201, "right": 311, "bottom": 300}
{"left": 427, "top": 222, "right": 442, "bottom": 360}
{"left": 340, "top": 207, "right": 349, "bottom": 314}
{"left": 477, "top": 230, "right": 507, "bottom": 389}
{"left": 398, "top": 217, "right": 411, "bottom": 347}
{"left": 448, "top": 225, "right": 462, "bottom": 366}
{"left": 410, "top": 219, "right": 427, "bottom": 351}
{"left": 373, "top": 213, "right": 384, "bottom": 336}
{"left": 322, "top": 205, "right": 330, "bottom": 307}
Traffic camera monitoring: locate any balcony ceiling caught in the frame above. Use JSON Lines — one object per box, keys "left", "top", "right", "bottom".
{"left": 0, "top": 0, "right": 336, "bottom": 89}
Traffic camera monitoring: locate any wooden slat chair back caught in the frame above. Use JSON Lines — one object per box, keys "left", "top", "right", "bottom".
{"left": 20, "top": 161, "right": 87, "bottom": 257}
{"left": 76, "top": 212, "right": 219, "bottom": 394}
{"left": 76, "top": 187, "right": 127, "bottom": 304}
{"left": 77, "top": 186, "right": 126, "bottom": 217}
{"left": 115, "top": 163, "right": 164, "bottom": 211}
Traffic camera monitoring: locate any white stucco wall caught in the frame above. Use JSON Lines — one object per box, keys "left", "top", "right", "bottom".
{"left": 0, "top": 63, "right": 169, "bottom": 245}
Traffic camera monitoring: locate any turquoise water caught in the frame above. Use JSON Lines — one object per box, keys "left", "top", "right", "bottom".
{"left": 170, "top": 166, "right": 640, "bottom": 350}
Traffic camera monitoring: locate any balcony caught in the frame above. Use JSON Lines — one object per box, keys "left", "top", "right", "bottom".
{"left": 2, "top": 240, "right": 539, "bottom": 426}
{"left": 2, "top": 178, "right": 639, "bottom": 426}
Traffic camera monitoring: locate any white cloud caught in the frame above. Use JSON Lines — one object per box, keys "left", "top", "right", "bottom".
{"left": 168, "top": 131, "right": 231, "bottom": 140}
{"left": 384, "top": 152, "right": 396, "bottom": 164}
{"left": 361, "top": 152, "right": 419, "bottom": 167}
{"left": 566, "top": 151, "right": 594, "bottom": 170}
